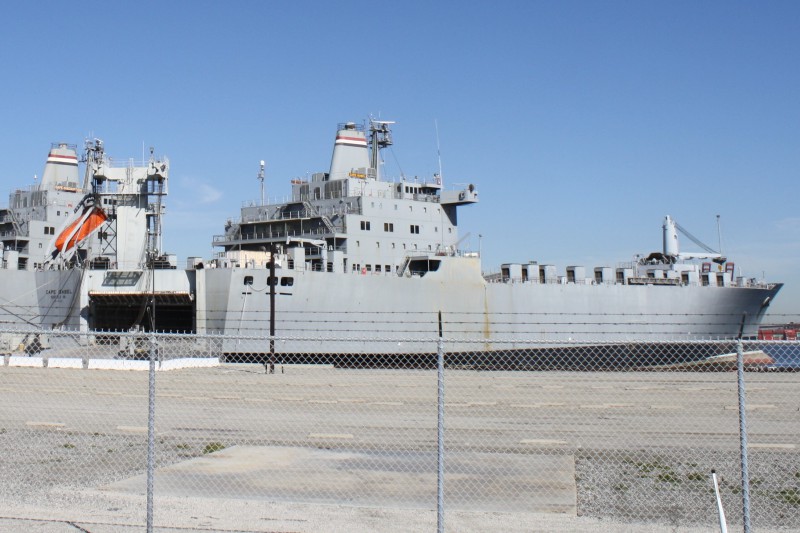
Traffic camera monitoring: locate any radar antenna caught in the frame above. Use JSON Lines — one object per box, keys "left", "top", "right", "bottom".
{"left": 258, "top": 160, "right": 266, "bottom": 206}
{"left": 434, "top": 119, "right": 443, "bottom": 187}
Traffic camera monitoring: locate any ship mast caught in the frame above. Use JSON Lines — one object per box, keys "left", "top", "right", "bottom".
{"left": 258, "top": 160, "right": 265, "bottom": 206}
{"left": 369, "top": 120, "right": 394, "bottom": 180}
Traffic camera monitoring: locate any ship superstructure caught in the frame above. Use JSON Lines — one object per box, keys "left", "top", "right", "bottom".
{"left": 214, "top": 121, "right": 477, "bottom": 275}
{"left": 0, "top": 140, "right": 171, "bottom": 340}
{"left": 0, "top": 143, "right": 86, "bottom": 271}
{"left": 79, "top": 139, "right": 170, "bottom": 270}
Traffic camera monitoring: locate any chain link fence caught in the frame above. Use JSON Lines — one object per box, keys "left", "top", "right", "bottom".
{"left": 0, "top": 328, "right": 798, "bottom": 532}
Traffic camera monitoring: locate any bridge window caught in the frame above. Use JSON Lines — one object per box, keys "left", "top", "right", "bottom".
{"left": 280, "top": 277, "right": 294, "bottom": 287}
{"left": 360, "top": 221, "right": 371, "bottom": 230}
{"left": 408, "top": 259, "right": 441, "bottom": 277}
{"left": 243, "top": 276, "right": 253, "bottom": 286}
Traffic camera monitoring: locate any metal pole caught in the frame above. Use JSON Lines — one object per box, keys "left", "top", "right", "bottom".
{"left": 268, "top": 243, "right": 276, "bottom": 374}
{"left": 437, "top": 311, "right": 444, "bottom": 533}
{"left": 735, "top": 322, "right": 752, "bottom": 533}
{"left": 712, "top": 469, "right": 729, "bottom": 533}
{"left": 146, "top": 332, "right": 156, "bottom": 533}
{"left": 146, "top": 259, "right": 157, "bottom": 532}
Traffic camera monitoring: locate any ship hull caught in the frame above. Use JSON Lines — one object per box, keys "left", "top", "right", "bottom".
{"left": 192, "top": 256, "right": 780, "bottom": 366}
{"left": 0, "top": 269, "right": 82, "bottom": 349}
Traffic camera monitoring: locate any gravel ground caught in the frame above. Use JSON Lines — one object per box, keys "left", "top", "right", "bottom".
{"left": 1, "top": 427, "right": 798, "bottom": 530}
{"left": 576, "top": 448, "right": 800, "bottom": 529}
{"left": 0, "top": 429, "right": 202, "bottom": 503}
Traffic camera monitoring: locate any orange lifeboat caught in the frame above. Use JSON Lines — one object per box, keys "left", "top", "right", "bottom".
{"left": 54, "top": 205, "right": 108, "bottom": 254}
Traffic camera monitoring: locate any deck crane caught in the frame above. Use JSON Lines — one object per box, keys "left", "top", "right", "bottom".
{"left": 663, "top": 216, "right": 726, "bottom": 264}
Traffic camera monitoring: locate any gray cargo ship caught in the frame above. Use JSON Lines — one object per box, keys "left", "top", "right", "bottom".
{"left": 0, "top": 140, "right": 170, "bottom": 349}
{"left": 2, "top": 121, "right": 783, "bottom": 365}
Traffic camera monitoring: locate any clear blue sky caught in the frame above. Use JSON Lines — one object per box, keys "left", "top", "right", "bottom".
{"left": 1, "top": 1, "right": 797, "bottom": 319}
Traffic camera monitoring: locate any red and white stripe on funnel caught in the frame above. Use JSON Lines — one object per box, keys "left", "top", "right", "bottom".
{"left": 334, "top": 135, "right": 367, "bottom": 148}
{"left": 46, "top": 152, "right": 79, "bottom": 166}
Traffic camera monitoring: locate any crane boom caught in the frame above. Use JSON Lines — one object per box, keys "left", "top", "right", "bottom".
{"left": 674, "top": 222, "right": 718, "bottom": 254}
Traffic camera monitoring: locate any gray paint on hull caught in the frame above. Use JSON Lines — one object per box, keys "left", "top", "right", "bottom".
{"left": 195, "top": 257, "right": 779, "bottom": 355}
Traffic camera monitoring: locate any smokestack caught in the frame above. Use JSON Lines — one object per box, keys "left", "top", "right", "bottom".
{"left": 329, "top": 122, "right": 368, "bottom": 180}
{"left": 40, "top": 143, "right": 79, "bottom": 189}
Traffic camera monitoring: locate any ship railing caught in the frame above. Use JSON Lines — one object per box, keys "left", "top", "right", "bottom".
{"left": 241, "top": 195, "right": 293, "bottom": 207}
{"left": 483, "top": 274, "right": 568, "bottom": 285}
{"left": 103, "top": 156, "right": 161, "bottom": 169}
{"left": 735, "top": 279, "right": 777, "bottom": 289}
{"left": 14, "top": 184, "right": 42, "bottom": 193}
{"left": 480, "top": 274, "right": 779, "bottom": 291}
{"left": 212, "top": 226, "right": 337, "bottom": 245}
{"left": 50, "top": 142, "right": 78, "bottom": 151}
{"left": 240, "top": 209, "right": 312, "bottom": 223}
{"left": 390, "top": 191, "right": 442, "bottom": 203}
{"left": 241, "top": 204, "right": 361, "bottom": 224}
{"left": 245, "top": 209, "right": 312, "bottom": 222}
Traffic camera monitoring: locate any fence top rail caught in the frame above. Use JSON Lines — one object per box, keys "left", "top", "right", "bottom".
{"left": 2, "top": 327, "right": 799, "bottom": 346}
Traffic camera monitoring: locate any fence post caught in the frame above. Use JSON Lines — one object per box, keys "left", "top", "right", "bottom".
{"left": 736, "top": 336, "right": 752, "bottom": 533}
{"left": 437, "top": 311, "right": 445, "bottom": 533}
{"left": 146, "top": 333, "right": 156, "bottom": 533}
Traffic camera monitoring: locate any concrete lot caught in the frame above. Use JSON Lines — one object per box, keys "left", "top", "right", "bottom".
{"left": 0, "top": 363, "right": 798, "bottom": 531}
